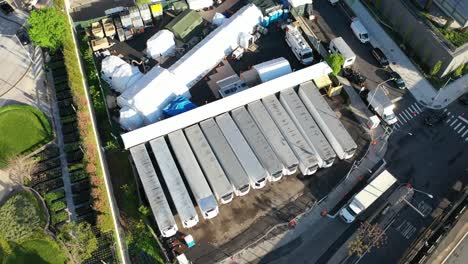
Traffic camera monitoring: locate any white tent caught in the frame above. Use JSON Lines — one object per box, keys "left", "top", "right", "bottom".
{"left": 101, "top": 55, "right": 127, "bottom": 83}
{"left": 111, "top": 64, "right": 143, "bottom": 93}
{"left": 120, "top": 106, "right": 145, "bottom": 131}
{"left": 146, "top": 30, "right": 176, "bottom": 59}
{"left": 117, "top": 66, "right": 189, "bottom": 124}
{"left": 288, "top": 0, "right": 312, "bottom": 8}
{"left": 169, "top": 4, "right": 263, "bottom": 88}
{"left": 253, "top": 57, "right": 292, "bottom": 83}
{"left": 212, "top": 13, "right": 226, "bottom": 26}
{"left": 186, "top": 0, "right": 213, "bottom": 10}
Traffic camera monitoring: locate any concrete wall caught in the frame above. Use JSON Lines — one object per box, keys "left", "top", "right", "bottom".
{"left": 368, "top": 0, "right": 468, "bottom": 77}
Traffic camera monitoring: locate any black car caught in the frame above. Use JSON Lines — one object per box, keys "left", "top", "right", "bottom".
{"left": 372, "top": 48, "right": 389, "bottom": 67}
{"left": 424, "top": 111, "right": 448, "bottom": 126}
{"left": 0, "top": 1, "right": 14, "bottom": 15}
{"left": 459, "top": 93, "right": 468, "bottom": 105}
{"left": 16, "top": 29, "right": 31, "bottom": 45}
{"left": 389, "top": 71, "right": 406, "bottom": 89}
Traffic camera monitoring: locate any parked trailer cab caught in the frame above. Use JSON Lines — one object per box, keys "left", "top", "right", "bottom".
{"left": 129, "top": 145, "right": 178, "bottom": 237}
{"left": 168, "top": 130, "right": 219, "bottom": 219}
{"left": 340, "top": 170, "right": 397, "bottom": 223}
{"left": 184, "top": 124, "right": 234, "bottom": 204}
{"left": 350, "top": 19, "right": 369, "bottom": 44}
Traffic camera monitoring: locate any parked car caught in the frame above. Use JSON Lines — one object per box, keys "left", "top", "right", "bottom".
{"left": 16, "top": 29, "right": 31, "bottom": 45}
{"left": 424, "top": 111, "right": 448, "bottom": 126}
{"left": 389, "top": 71, "right": 406, "bottom": 89}
{"left": 458, "top": 93, "right": 468, "bottom": 105}
{"left": 372, "top": 47, "right": 389, "bottom": 67}
{"left": 0, "top": 0, "right": 14, "bottom": 15}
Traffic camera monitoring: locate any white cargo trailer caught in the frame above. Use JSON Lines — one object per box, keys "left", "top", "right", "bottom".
{"left": 129, "top": 144, "right": 178, "bottom": 237}
{"left": 247, "top": 100, "right": 299, "bottom": 175}
{"left": 298, "top": 81, "right": 357, "bottom": 160}
{"left": 279, "top": 88, "right": 336, "bottom": 168}
{"left": 149, "top": 137, "right": 199, "bottom": 228}
{"left": 184, "top": 124, "right": 234, "bottom": 204}
{"left": 168, "top": 130, "right": 219, "bottom": 219}
{"left": 199, "top": 118, "right": 251, "bottom": 196}
{"left": 231, "top": 107, "right": 283, "bottom": 182}
{"left": 216, "top": 113, "right": 268, "bottom": 189}
{"left": 262, "top": 95, "right": 319, "bottom": 175}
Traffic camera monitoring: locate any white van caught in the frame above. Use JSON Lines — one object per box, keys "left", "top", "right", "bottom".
{"left": 329, "top": 37, "right": 356, "bottom": 68}
{"left": 350, "top": 19, "right": 369, "bottom": 44}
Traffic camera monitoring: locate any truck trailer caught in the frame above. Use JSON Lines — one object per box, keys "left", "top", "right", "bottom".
{"left": 215, "top": 113, "right": 268, "bottom": 189}
{"left": 149, "top": 137, "right": 199, "bottom": 228}
{"left": 129, "top": 144, "right": 178, "bottom": 237}
{"left": 262, "top": 95, "right": 319, "bottom": 175}
{"left": 279, "top": 88, "right": 336, "bottom": 168}
{"left": 231, "top": 107, "right": 284, "bottom": 182}
{"left": 199, "top": 118, "right": 251, "bottom": 196}
{"left": 298, "top": 81, "right": 357, "bottom": 160}
{"left": 184, "top": 124, "right": 234, "bottom": 204}
{"left": 340, "top": 170, "right": 397, "bottom": 223}
{"left": 247, "top": 100, "right": 299, "bottom": 175}
{"left": 168, "top": 130, "right": 219, "bottom": 219}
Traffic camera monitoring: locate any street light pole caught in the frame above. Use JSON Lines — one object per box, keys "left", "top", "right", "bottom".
{"left": 367, "top": 78, "right": 394, "bottom": 108}
{"left": 432, "top": 76, "right": 451, "bottom": 107}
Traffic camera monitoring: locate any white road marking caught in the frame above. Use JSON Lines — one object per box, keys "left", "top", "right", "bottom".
{"left": 458, "top": 126, "right": 465, "bottom": 134}
{"left": 462, "top": 130, "right": 468, "bottom": 137}
{"left": 391, "top": 97, "right": 403, "bottom": 103}
{"left": 399, "top": 113, "right": 407, "bottom": 123}
{"left": 443, "top": 109, "right": 448, "bottom": 112}
{"left": 446, "top": 117, "right": 453, "bottom": 124}
{"left": 458, "top": 116, "right": 468, "bottom": 125}
{"left": 450, "top": 119, "right": 458, "bottom": 127}
{"left": 414, "top": 103, "right": 423, "bottom": 112}
{"left": 409, "top": 105, "right": 419, "bottom": 114}
{"left": 404, "top": 110, "right": 412, "bottom": 120}
{"left": 454, "top": 123, "right": 462, "bottom": 130}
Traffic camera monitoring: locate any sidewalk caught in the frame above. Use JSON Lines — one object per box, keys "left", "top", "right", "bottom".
{"left": 219, "top": 81, "right": 388, "bottom": 264}
{"left": 344, "top": 0, "right": 468, "bottom": 109}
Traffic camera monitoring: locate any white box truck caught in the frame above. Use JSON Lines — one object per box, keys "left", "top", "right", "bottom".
{"left": 340, "top": 170, "right": 397, "bottom": 223}
{"left": 285, "top": 23, "right": 314, "bottom": 65}
{"left": 350, "top": 19, "right": 369, "bottom": 44}
{"left": 366, "top": 88, "right": 398, "bottom": 125}
{"left": 329, "top": 37, "right": 356, "bottom": 68}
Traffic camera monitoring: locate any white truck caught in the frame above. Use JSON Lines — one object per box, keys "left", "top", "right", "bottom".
{"left": 285, "top": 23, "right": 313, "bottom": 65}
{"left": 329, "top": 37, "right": 356, "bottom": 68}
{"left": 366, "top": 88, "right": 398, "bottom": 125}
{"left": 340, "top": 170, "right": 397, "bottom": 223}
{"left": 350, "top": 19, "right": 369, "bottom": 44}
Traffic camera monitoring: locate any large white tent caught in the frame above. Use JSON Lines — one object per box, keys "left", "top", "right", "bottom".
{"left": 186, "top": 0, "right": 213, "bottom": 10}
{"left": 288, "top": 0, "right": 312, "bottom": 8}
{"left": 101, "top": 55, "right": 127, "bottom": 83}
{"left": 169, "top": 4, "right": 263, "bottom": 88}
{"left": 146, "top": 30, "right": 176, "bottom": 59}
{"left": 253, "top": 57, "right": 292, "bottom": 83}
{"left": 101, "top": 55, "right": 143, "bottom": 93}
{"left": 119, "top": 106, "right": 145, "bottom": 131}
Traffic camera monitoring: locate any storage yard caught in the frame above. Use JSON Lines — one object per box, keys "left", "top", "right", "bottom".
{"left": 75, "top": 0, "right": 372, "bottom": 261}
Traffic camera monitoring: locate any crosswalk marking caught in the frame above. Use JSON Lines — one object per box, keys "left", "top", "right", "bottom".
{"left": 457, "top": 126, "right": 465, "bottom": 134}
{"left": 462, "top": 130, "right": 468, "bottom": 137}
{"left": 450, "top": 119, "right": 458, "bottom": 127}
{"left": 409, "top": 105, "right": 419, "bottom": 114}
{"left": 454, "top": 123, "right": 462, "bottom": 130}
{"left": 414, "top": 103, "right": 423, "bottom": 112}
{"left": 446, "top": 116, "right": 453, "bottom": 123}
{"left": 404, "top": 110, "right": 412, "bottom": 120}
{"left": 399, "top": 113, "right": 407, "bottom": 123}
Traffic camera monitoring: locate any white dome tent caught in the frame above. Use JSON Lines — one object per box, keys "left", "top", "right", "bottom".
{"left": 146, "top": 30, "right": 176, "bottom": 59}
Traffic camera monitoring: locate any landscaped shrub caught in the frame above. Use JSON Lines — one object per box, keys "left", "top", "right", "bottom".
{"left": 70, "top": 170, "right": 89, "bottom": 183}
{"left": 50, "top": 201, "right": 67, "bottom": 212}
{"left": 44, "top": 189, "right": 65, "bottom": 204}
{"left": 453, "top": 63, "right": 465, "bottom": 78}
{"left": 51, "top": 211, "right": 69, "bottom": 225}
{"left": 28, "top": 168, "right": 62, "bottom": 186}
{"left": 430, "top": 60, "right": 442, "bottom": 76}
{"left": 68, "top": 162, "right": 85, "bottom": 172}
{"left": 34, "top": 178, "right": 64, "bottom": 195}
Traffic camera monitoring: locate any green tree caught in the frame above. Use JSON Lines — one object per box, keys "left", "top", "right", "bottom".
{"left": 325, "top": 53, "right": 345, "bottom": 76}
{"left": 453, "top": 63, "right": 464, "bottom": 78}
{"left": 58, "top": 222, "right": 98, "bottom": 263}
{"left": 430, "top": 60, "right": 443, "bottom": 76}
{"left": 27, "top": 7, "right": 67, "bottom": 51}
{"left": 135, "top": 0, "right": 151, "bottom": 6}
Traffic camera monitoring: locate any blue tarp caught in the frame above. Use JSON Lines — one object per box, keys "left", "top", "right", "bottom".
{"left": 163, "top": 96, "right": 197, "bottom": 118}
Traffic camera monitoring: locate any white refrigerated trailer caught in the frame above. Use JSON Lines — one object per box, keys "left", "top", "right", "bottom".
{"left": 231, "top": 107, "right": 283, "bottom": 182}
{"left": 149, "top": 137, "right": 199, "bottom": 228}
{"left": 168, "top": 130, "right": 219, "bottom": 219}
{"left": 184, "top": 124, "right": 234, "bottom": 204}
{"left": 298, "top": 81, "right": 357, "bottom": 160}
{"left": 199, "top": 118, "right": 251, "bottom": 196}
{"left": 247, "top": 100, "right": 299, "bottom": 175}
{"left": 262, "top": 95, "right": 319, "bottom": 176}
{"left": 279, "top": 88, "right": 336, "bottom": 168}
{"left": 129, "top": 144, "right": 178, "bottom": 237}
{"left": 216, "top": 113, "right": 268, "bottom": 189}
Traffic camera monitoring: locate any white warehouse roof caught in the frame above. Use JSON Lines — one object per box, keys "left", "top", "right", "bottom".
{"left": 122, "top": 62, "right": 333, "bottom": 149}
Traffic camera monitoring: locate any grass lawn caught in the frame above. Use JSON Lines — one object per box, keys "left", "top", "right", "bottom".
{"left": 0, "top": 104, "right": 53, "bottom": 167}
{"left": 6, "top": 239, "right": 67, "bottom": 264}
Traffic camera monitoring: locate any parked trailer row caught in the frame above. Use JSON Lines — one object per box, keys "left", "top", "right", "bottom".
{"left": 149, "top": 137, "right": 199, "bottom": 228}
{"left": 200, "top": 118, "right": 251, "bottom": 196}
{"left": 247, "top": 100, "right": 299, "bottom": 175}
{"left": 129, "top": 144, "right": 177, "bottom": 237}
{"left": 184, "top": 124, "right": 234, "bottom": 204}
{"left": 262, "top": 95, "right": 319, "bottom": 175}
{"left": 231, "top": 107, "right": 284, "bottom": 182}
{"left": 298, "top": 81, "right": 357, "bottom": 160}
{"left": 216, "top": 113, "right": 268, "bottom": 189}
{"left": 279, "top": 88, "right": 336, "bottom": 168}
{"left": 168, "top": 130, "right": 219, "bottom": 219}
